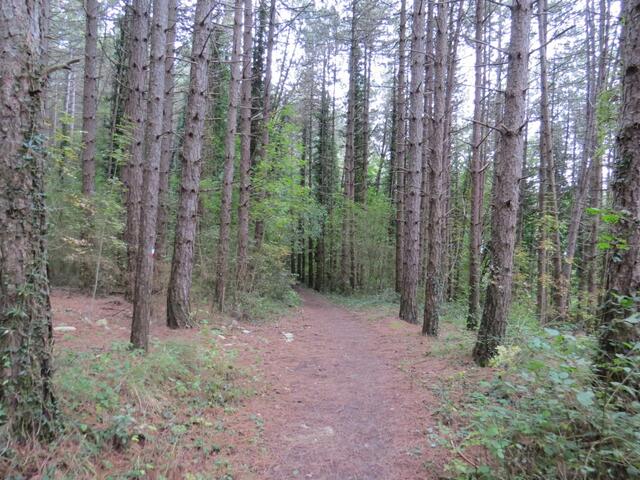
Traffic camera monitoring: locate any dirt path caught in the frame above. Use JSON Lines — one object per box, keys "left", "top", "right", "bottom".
{"left": 227, "top": 289, "right": 462, "bottom": 479}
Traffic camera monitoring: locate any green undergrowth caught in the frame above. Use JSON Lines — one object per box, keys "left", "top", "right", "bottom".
{"left": 1, "top": 331, "right": 249, "bottom": 479}
{"left": 438, "top": 313, "right": 640, "bottom": 479}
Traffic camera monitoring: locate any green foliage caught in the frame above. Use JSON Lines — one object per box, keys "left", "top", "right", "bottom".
{"left": 448, "top": 325, "right": 640, "bottom": 479}
{"left": 46, "top": 120, "right": 126, "bottom": 292}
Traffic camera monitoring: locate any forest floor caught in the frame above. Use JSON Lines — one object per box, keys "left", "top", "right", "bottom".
{"left": 45, "top": 287, "right": 490, "bottom": 479}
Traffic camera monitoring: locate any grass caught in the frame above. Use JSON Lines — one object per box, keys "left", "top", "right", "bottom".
{"left": 1, "top": 329, "right": 249, "bottom": 479}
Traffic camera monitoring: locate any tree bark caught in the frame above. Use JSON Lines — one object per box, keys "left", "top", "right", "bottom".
{"left": 155, "top": 0, "right": 177, "bottom": 260}
{"left": 123, "top": 0, "right": 150, "bottom": 300}
{"left": 598, "top": 0, "right": 640, "bottom": 398}
{"left": 80, "top": 0, "right": 99, "bottom": 196}
{"left": 235, "top": 0, "right": 254, "bottom": 292}
{"left": 422, "top": 0, "right": 447, "bottom": 336}
{"left": 393, "top": 0, "right": 407, "bottom": 293}
{"left": 399, "top": 0, "right": 425, "bottom": 324}
{"left": 166, "top": 0, "right": 212, "bottom": 329}
{"left": 467, "top": 0, "right": 485, "bottom": 330}
{"left": 214, "top": 0, "right": 244, "bottom": 311}
{"left": 0, "top": 0, "right": 57, "bottom": 439}
{"left": 473, "top": 0, "right": 532, "bottom": 366}
{"left": 131, "top": 0, "right": 168, "bottom": 350}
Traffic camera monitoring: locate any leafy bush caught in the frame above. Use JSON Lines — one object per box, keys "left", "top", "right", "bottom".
{"left": 448, "top": 325, "right": 640, "bottom": 479}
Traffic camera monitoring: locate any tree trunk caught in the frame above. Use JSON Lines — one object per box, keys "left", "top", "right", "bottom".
{"left": 131, "top": 0, "right": 168, "bottom": 350}
{"left": 214, "top": 0, "right": 243, "bottom": 311}
{"left": 0, "top": 0, "right": 57, "bottom": 439}
{"left": 598, "top": 0, "right": 640, "bottom": 400}
{"left": 235, "top": 0, "right": 253, "bottom": 291}
{"left": 399, "top": 0, "right": 425, "bottom": 324}
{"left": 422, "top": 0, "right": 447, "bottom": 336}
{"left": 124, "top": 0, "right": 150, "bottom": 300}
{"left": 166, "top": 0, "right": 212, "bottom": 329}
{"left": 394, "top": 0, "right": 407, "bottom": 293}
{"left": 467, "top": 0, "right": 485, "bottom": 330}
{"left": 155, "top": 0, "right": 177, "bottom": 260}
{"left": 473, "top": 0, "right": 532, "bottom": 366}
{"left": 80, "top": 0, "right": 99, "bottom": 196}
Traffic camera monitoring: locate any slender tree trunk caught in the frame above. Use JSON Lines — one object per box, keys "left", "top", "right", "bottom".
{"left": 422, "top": 0, "right": 447, "bottom": 336}
{"left": 166, "top": 0, "right": 212, "bottom": 328}
{"left": 399, "top": 0, "right": 425, "bottom": 324}
{"left": 467, "top": 0, "right": 485, "bottom": 330}
{"left": 598, "top": 0, "right": 640, "bottom": 399}
{"left": 214, "top": 0, "right": 243, "bottom": 311}
{"left": 394, "top": 0, "right": 407, "bottom": 293}
{"left": 0, "top": 0, "right": 57, "bottom": 439}
{"left": 131, "top": 0, "right": 168, "bottom": 350}
{"left": 473, "top": 0, "right": 532, "bottom": 366}
{"left": 252, "top": 0, "right": 275, "bottom": 247}
{"left": 124, "top": 0, "right": 150, "bottom": 300}
{"left": 80, "top": 0, "right": 99, "bottom": 196}
{"left": 155, "top": 0, "right": 177, "bottom": 260}
{"left": 235, "top": 0, "right": 253, "bottom": 291}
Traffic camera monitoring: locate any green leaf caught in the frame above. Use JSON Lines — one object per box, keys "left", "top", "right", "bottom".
{"left": 576, "top": 390, "right": 595, "bottom": 408}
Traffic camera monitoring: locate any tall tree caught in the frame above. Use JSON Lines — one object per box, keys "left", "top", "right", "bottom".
{"left": 214, "top": 0, "right": 244, "bottom": 310}
{"left": 155, "top": 0, "right": 178, "bottom": 259}
{"left": 467, "top": 0, "right": 486, "bottom": 330}
{"left": 422, "top": 0, "right": 448, "bottom": 336}
{"left": 123, "top": 0, "right": 150, "bottom": 300}
{"left": 235, "top": 0, "right": 254, "bottom": 290}
{"left": 166, "top": 0, "right": 213, "bottom": 328}
{"left": 80, "top": 0, "right": 99, "bottom": 196}
{"left": 393, "top": 0, "right": 407, "bottom": 293}
{"left": 473, "top": 0, "right": 532, "bottom": 366}
{"left": 399, "top": 0, "right": 425, "bottom": 324}
{"left": 598, "top": 0, "right": 640, "bottom": 396}
{"left": 131, "top": 0, "right": 168, "bottom": 350}
{"left": 0, "top": 0, "right": 57, "bottom": 438}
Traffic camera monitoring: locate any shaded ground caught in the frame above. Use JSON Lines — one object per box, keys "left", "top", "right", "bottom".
{"left": 50, "top": 287, "right": 485, "bottom": 479}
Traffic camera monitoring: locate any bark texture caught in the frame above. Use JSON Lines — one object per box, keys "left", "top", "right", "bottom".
{"left": 131, "top": 0, "right": 168, "bottom": 350}
{"left": 0, "top": 0, "right": 57, "bottom": 438}
{"left": 80, "top": 0, "right": 99, "bottom": 196}
{"left": 166, "top": 0, "right": 212, "bottom": 329}
{"left": 473, "top": 0, "right": 532, "bottom": 366}
{"left": 214, "top": 0, "right": 243, "bottom": 310}
{"left": 124, "top": 0, "right": 150, "bottom": 300}
{"left": 598, "top": 0, "right": 640, "bottom": 396}
{"left": 399, "top": 0, "right": 425, "bottom": 324}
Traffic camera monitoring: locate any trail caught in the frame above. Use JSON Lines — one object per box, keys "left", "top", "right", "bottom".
{"left": 228, "top": 288, "right": 461, "bottom": 479}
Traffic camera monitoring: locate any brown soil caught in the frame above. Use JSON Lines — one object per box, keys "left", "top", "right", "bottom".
{"left": 50, "top": 287, "right": 485, "bottom": 479}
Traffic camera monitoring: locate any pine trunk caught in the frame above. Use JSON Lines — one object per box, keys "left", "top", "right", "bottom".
{"left": 131, "top": 0, "right": 168, "bottom": 350}
{"left": 166, "top": 0, "right": 212, "bottom": 329}
{"left": 473, "top": 0, "right": 532, "bottom": 366}
{"left": 80, "top": 0, "right": 99, "bottom": 196}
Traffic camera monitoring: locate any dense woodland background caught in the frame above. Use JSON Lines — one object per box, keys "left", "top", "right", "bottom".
{"left": 1, "top": 0, "right": 639, "bottom": 476}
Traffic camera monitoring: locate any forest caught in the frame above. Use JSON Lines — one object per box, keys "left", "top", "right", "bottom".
{"left": 0, "top": 0, "right": 639, "bottom": 476}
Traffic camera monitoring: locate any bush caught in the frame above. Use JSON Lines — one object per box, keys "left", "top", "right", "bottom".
{"left": 448, "top": 326, "right": 640, "bottom": 479}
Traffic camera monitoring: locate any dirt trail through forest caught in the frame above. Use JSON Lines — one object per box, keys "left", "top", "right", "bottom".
{"left": 228, "top": 288, "right": 463, "bottom": 479}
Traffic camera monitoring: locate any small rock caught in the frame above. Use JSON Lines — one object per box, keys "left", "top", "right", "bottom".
{"left": 54, "top": 326, "right": 76, "bottom": 332}
{"left": 282, "top": 332, "right": 294, "bottom": 342}
{"left": 242, "top": 329, "right": 251, "bottom": 334}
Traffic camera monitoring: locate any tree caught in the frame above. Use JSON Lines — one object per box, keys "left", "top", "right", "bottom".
{"left": 473, "top": 0, "right": 532, "bottom": 366}
{"left": 399, "top": 0, "right": 425, "bottom": 324}
{"left": 0, "top": 0, "right": 57, "bottom": 438}
{"left": 235, "top": 0, "right": 254, "bottom": 290}
{"left": 467, "top": 0, "right": 486, "bottom": 330}
{"left": 598, "top": 0, "right": 640, "bottom": 396}
{"left": 214, "top": 0, "right": 244, "bottom": 311}
{"left": 166, "top": 0, "right": 213, "bottom": 328}
{"left": 123, "top": 0, "right": 150, "bottom": 300}
{"left": 155, "top": 0, "right": 178, "bottom": 260}
{"left": 80, "top": 0, "right": 99, "bottom": 196}
{"left": 131, "top": 0, "right": 168, "bottom": 350}
{"left": 422, "top": 0, "right": 448, "bottom": 336}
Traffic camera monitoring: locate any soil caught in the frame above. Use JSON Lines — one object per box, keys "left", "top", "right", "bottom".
{"left": 51, "top": 287, "right": 485, "bottom": 479}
